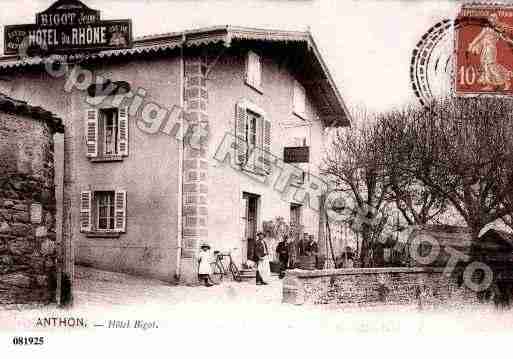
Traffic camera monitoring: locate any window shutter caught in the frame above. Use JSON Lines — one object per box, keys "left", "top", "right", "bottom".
{"left": 253, "top": 53, "right": 261, "bottom": 87}
{"left": 235, "top": 103, "right": 248, "bottom": 166}
{"left": 118, "top": 107, "right": 129, "bottom": 156}
{"left": 86, "top": 109, "right": 98, "bottom": 158}
{"left": 80, "top": 191, "right": 92, "bottom": 232}
{"left": 247, "top": 51, "right": 261, "bottom": 88}
{"left": 114, "top": 190, "right": 127, "bottom": 232}
{"left": 263, "top": 119, "right": 271, "bottom": 174}
{"left": 293, "top": 80, "right": 306, "bottom": 116}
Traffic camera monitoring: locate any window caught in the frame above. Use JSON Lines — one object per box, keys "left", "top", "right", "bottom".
{"left": 96, "top": 191, "right": 115, "bottom": 230}
{"left": 235, "top": 101, "right": 271, "bottom": 175}
{"left": 80, "top": 190, "right": 126, "bottom": 234}
{"left": 293, "top": 80, "right": 307, "bottom": 119}
{"left": 103, "top": 109, "right": 118, "bottom": 156}
{"left": 247, "top": 111, "right": 259, "bottom": 148}
{"left": 245, "top": 51, "right": 262, "bottom": 91}
{"left": 86, "top": 107, "right": 128, "bottom": 160}
{"left": 245, "top": 110, "right": 263, "bottom": 172}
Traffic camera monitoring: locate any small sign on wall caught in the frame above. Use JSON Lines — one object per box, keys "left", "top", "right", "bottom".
{"left": 284, "top": 146, "right": 310, "bottom": 163}
{"left": 30, "top": 203, "right": 43, "bottom": 224}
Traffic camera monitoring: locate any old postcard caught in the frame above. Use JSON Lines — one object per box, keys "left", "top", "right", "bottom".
{"left": 0, "top": 0, "right": 512, "bottom": 357}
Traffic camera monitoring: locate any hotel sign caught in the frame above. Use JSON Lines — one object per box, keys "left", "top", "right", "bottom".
{"left": 284, "top": 146, "right": 310, "bottom": 163}
{"left": 4, "top": 0, "right": 132, "bottom": 56}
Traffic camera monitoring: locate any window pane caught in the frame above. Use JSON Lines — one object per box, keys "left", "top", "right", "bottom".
{"left": 96, "top": 191, "right": 115, "bottom": 230}
{"left": 99, "top": 218, "right": 107, "bottom": 229}
{"left": 250, "top": 117, "right": 257, "bottom": 145}
{"left": 101, "top": 109, "right": 119, "bottom": 156}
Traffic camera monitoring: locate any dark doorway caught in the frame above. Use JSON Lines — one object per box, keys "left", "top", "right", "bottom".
{"left": 290, "top": 203, "right": 302, "bottom": 227}
{"left": 242, "top": 192, "right": 260, "bottom": 263}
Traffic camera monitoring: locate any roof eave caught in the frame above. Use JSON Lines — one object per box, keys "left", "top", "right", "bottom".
{"left": 308, "top": 35, "right": 351, "bottom": 128}
{"left": 0, "top": 26, "right": 351, "bottom": 127}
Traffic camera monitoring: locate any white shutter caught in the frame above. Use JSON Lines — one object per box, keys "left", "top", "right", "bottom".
{"left": 117, "top": 107, "right": 129, "bottom": 156}
{"left": 86, "top": 109, "right": 98, "bottom": 157}
{"left": 263, "top": 119, "right": 271, "bottom": 174}
{"left": 253, "top": 53, "right": 261, "bottom": 87}
{"left": 80, "top": 191, "right": 92, "bottom": 232}
{"left": 235, "top": 103, "right": 248, "bottom": 166}
{"left": 247, "top": 51, "right": 261, "bottom": 88}
{"left": 293, "top": 80, "right": 306, "bottom": 116}
{"left": 114, "top": 190, "right": 127, "bottom": 232}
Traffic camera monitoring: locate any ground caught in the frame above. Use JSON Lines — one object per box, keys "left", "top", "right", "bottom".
{"left": 73, "top": 265, "right": 283, "bottom": 307}
{"left": 1, "top": 265, "right": 513, "bottom": 356}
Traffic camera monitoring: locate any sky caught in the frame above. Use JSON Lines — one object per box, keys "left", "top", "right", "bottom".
{"left": 0, "top": 0, "right": 465, "bottom": 112}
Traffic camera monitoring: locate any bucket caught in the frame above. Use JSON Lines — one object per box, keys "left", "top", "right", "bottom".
{"left": 269, "top": 261, "right": 281, "bottom": 273}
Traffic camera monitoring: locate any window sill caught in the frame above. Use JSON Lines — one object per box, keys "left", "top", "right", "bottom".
{"left": 85, "top": 231, "right": 121, "bottom": 238}
{"left": 289, "top": 181, "right": 305, "bottom": 188}
{"left": 245, "top": 80, "right": 263, "bottom": 95}
{"left": 90, "top": 156, "right": 124, "bottom": 163}
{"left": 241, "top": 166, "right": 268, "bottom": 177}
{"left": 293, "top": 111, "right": 309, "bottom": 122}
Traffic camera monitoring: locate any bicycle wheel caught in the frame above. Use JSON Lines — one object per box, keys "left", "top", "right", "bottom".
{"left": 229, "top": 262, "right": 241, "bottom": 282}
{"left": 210, "top": 262, "right": 223, "bottom": 284}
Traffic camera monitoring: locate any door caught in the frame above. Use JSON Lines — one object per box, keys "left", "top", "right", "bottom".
{"left": 242, "top": 192, "right": 259, "bottom": 263}
{"left": 290, "top": 203, "right": 302, "bottom": 227}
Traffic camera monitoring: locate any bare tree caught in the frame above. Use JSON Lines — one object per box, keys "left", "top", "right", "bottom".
{"left": 322, "top": 116, "right": 391, "bottom": 267}
{"left": 374, "top": 108, "right": 448, "bottom": 226}
{"left": 388, "top": 97, "right": 513, "bottom": 241}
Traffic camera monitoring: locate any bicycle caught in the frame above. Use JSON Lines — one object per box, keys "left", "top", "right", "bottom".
{"left": 210, "top": 250, "right": 241, "bottom": 283}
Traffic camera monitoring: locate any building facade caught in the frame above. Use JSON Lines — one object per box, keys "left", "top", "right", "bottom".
{"left": 0, "top": 25, "right": 350, "bottom": 283}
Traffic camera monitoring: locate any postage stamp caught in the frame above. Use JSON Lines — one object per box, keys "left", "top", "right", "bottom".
{"left": 455, "top": 4, "right": 513, "bottom": 96}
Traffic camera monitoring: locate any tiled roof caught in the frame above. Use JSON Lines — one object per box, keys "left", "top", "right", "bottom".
{"left": 0, "top": 92, "right": 64, "bottom": 133}
{"left": 0, "top": 26, "right": 350, "bottom": 127}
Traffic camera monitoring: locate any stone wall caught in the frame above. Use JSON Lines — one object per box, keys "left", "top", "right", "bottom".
{"left": 0, "top": 112, "right": 58, "bottom": 305}
{"left": 282, "top": 267, "right": 482, "bottom": 307}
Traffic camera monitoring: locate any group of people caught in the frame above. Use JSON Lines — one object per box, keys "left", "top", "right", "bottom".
{"left": 254, "top": 231, "right": 319, "bottom": 283}
{"left": 275, "top": 233, "right": 319, "bottom": 277}
{"left": 196, "top": 232, "right": 320, "bottom": 287}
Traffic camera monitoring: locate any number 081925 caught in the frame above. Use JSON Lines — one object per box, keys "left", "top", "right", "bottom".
{"left": 12, "top": 337, "right": 44, "bottom": 345}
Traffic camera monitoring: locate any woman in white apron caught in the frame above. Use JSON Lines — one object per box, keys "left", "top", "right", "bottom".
{"left": 198, "top": 242, "right": 214, "bottom": 287}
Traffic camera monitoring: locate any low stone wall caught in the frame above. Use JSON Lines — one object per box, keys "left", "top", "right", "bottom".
{"left": 282, "top": 267, "right": 481, "bottom": 307}
{"left": 0, "top": 175, "right": 58, "bottom": 305}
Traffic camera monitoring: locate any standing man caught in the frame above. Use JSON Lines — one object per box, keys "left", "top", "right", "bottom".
{"left": 298, "top": 233, "right": 309, "bottom": 257}
{"left": 255, "top": 232, "right": 271, "bottom": 285}
{"left": 276, "top": 235, "right": 289, "bottom": 278}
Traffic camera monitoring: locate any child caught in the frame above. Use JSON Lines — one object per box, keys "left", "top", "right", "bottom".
{"left": 198, "top": 243, "right": 214, "bottom": 287}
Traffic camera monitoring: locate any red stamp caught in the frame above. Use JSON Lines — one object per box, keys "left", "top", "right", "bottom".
{"left": 455, "top": 4, "right": 513, "bottom": 95}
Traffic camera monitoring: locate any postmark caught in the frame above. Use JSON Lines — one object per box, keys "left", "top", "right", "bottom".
{"left": 410, "top": 4, "right": 513, "bottom": 107}
{"left": 410, "top": 19, "right": 455, "bottom": 107}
